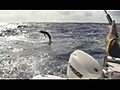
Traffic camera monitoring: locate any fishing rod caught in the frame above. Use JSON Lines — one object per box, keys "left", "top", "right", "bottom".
{"left": 104, "top": 10, "right": 119, "bottom": 38}
{"left": 104, "top": 10, "right": 112, "bottom": 25}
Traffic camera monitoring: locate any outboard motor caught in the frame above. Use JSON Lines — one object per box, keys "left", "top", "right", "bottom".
{"left": 67, "top": 50, "right": 102, "bottom": 79}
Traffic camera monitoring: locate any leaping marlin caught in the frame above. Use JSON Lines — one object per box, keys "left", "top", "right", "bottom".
{"left": 38, "top": 30, "right": 52, "bottom": 45}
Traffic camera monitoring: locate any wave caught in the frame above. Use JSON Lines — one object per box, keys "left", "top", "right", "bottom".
{"left": 0, "top": 22, "right": 117, "bottom": 79}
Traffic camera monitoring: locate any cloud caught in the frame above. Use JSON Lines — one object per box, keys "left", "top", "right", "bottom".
{"left": 56, "top": 11, "right": 94, "bottom": 22}
{"left": 57, "top": 10, "right": 93, "bottom": 17}
{"left": 56, "top": 10, "right": 105, "bottom": 22}
{"left": 57, "top": 11, "right": 74, "bottom": 15}
{"left": 0, "top": 10, "right": 120, "bottom": 23}
{"left": 83, "top": 11, "right": 93, "bottom": 17}
{"left": 109, "top": 10, "right": 120, "bottom": 16}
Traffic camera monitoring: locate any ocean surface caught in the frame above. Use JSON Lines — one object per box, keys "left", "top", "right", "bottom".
{"left": 0, "top": 22, "right": 120, "bottom": 79}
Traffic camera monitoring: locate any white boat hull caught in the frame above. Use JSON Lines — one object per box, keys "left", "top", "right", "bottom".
{"left": 32, "top": 75, "right": 66, "bottom": 79}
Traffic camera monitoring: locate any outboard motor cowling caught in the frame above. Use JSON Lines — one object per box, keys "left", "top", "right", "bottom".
{"left": 67, "top": 50, "right": 102, "bottom": 79}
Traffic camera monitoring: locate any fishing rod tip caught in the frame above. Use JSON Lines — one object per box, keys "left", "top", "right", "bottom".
{"left": 104, "top": 10, "right": 107, "bottom": 14}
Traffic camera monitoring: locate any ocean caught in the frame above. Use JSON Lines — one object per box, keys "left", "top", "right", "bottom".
{"left": 0, "top": 22, "right": 120, "bottom": 79}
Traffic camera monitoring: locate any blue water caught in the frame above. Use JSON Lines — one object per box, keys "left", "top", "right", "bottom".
{"left": 0, "top": 22, "right": 120, "bottom": 79}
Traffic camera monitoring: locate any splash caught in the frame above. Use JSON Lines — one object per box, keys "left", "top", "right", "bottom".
{"left": 5, "top": 35, "right": 28, "bottom": 42}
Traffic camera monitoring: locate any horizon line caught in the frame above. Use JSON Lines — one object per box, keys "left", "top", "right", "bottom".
{"left": 1, "top": 21, "right": 120, "bottom": 24}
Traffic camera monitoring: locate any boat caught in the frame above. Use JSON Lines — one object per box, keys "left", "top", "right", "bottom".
{"left": 32, "top": 50, "right": 120, "bottom": 79}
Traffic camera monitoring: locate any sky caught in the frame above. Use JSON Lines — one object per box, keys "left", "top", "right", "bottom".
{"left": 0, "top": 10, "right": 120, "bottom": 23}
